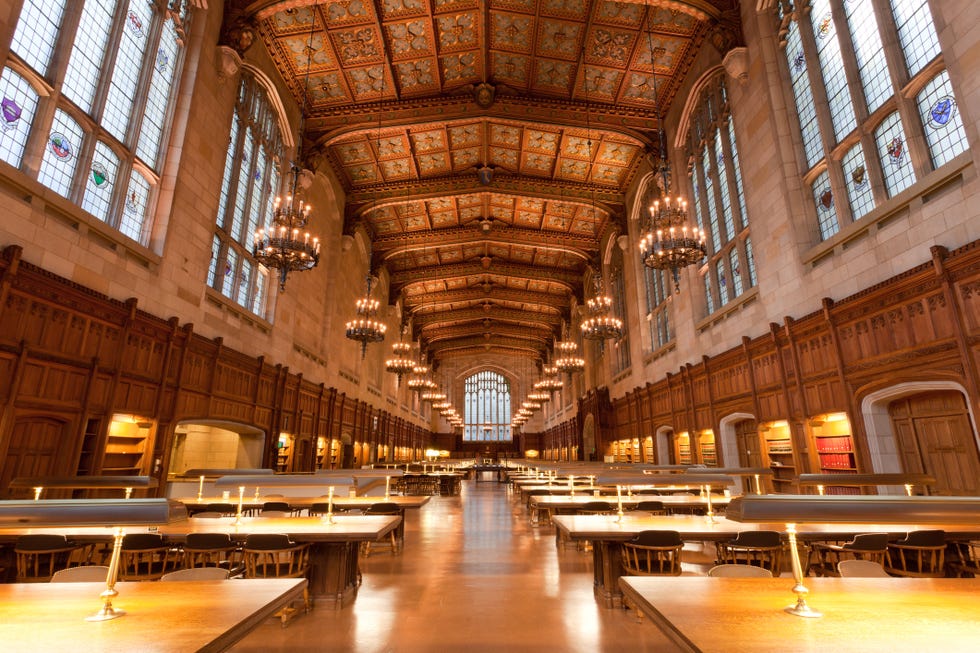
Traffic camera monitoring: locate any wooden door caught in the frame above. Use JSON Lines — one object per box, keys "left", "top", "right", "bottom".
{"left": 889, "top": 391, "right": 980, "bottom": 495}
{"left": 734, "top": 419, "right": 762, "bottom": 492}
{"left": 0, "top": 417, "right": 67, "bottom": 498}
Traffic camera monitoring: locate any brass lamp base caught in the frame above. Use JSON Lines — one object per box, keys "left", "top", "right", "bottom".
{"left": 785, "top": 601, "right": 822, "bottom": 618}
{"left": 87, "top": 606, "right": 126, "bottom": 621}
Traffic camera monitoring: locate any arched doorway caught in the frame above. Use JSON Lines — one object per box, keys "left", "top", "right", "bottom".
{"left": 861, "top": 382, "right": 979, "bottom": 495}
{"left": 582, "top": 413, "right": 596, "bottom": 462}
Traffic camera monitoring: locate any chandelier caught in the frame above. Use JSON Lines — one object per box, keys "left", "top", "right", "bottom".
{"left": 345, "top": 274, "right": 387, "bottom": 357}
{"left": 521, "top": 400, "right": 542, "bottom": 411}
{"left": 637, "top": 29, "right": 706, "bottom": 293}
{"left": 553, "top": 327, "right": 585, "bottom": 374}
{"left": 528, "top": 391, "right": 551, "bottom": 403}
{"left": 420, "top": 389, "right": 447, "bottom": 403}
{"left": 384, "top": 328, "right": 414, "bottom": 386}
{"left": 581, "top": 269, "right": 623, "bottom": 340}
{"left": 252, "top": 14, "right": 320, "bottom": 292}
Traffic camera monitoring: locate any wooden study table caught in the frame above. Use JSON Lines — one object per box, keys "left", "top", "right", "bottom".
{"left": 529, "top": 494, "right": 733, "bottom": 523}
{"left": 618, "top": 577, "right": 980, "bottom": 653}
{"left": 0, "top": 578, "right": 306, "bottom": 653}
{"left": 0, "top": 515, "right": 399, "bottom": 608}
{"left": 552, "top": 513, "right": 980, "bottom": 608}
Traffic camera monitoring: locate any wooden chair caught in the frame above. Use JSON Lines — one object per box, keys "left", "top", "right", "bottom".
{"left": 708, "top": 563, "right": 772, "bottom": 578}
{"left": 182, "top": 532, "right": 243, "bottom": 576}
{"left": 951, "top": 539, "right": 980, "bottom": 577}
{"left": 621, "top": 530, "right": 684, "bottom": 576}
{"left": 50, "top": 565, "right": 111, "bottom": 582}
{"left": 161, "top": 567, "right": 230, "bottom": 581}
{"left": 118, "top": 533, "right": 181, "bottom": 581}
{"left": 807, "top": 532, "right": 889, "bottom": 576}
{"left": 837, "top": 559, "right": 891, "bottom": 577}
{"left": 577, "top": 501, "right": 614, "bottom": 515}
{"left": 633, "top": 500, "right": 666, "bottom": 515}
{"left": 525, "top": 489, "right": 552, "bottom": 525}
{"left": 262, "top": 501, "right": 294, "bottom": 515}
{"left": 715, "top": 530, "right": 783, "bottom": 574}
{"left": 242, "top": 533, "right": 311, "bottom": 625}
{"left": 362, "top": 502, "right": 402, "bottom": 556}
{"left": 14, "top": 534, "right": 87, "bottom": 582}
{"left": 885, "top": 529, "right": 946, "bottom": 577}
{"left": 204, "top": 502, "right": 237, "bottom": 516}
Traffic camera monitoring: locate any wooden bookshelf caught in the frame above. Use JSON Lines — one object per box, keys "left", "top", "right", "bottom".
{"left": 698, "top": 431, "right": 718, "bottom": 467}
{"left": 675, "top": 432, "right": 692, "bottom": 466}
{"left": 761, "top": 421, "right": 795, "bottom": 493}
{"left": 810, "top": 413, "right": 860, "bottom": 494}
{"left": 103, "top": 417, "right": 151, "bottom": 475}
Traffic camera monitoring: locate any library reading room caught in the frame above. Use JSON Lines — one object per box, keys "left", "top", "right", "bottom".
{"left": 0, "top": 0, "right": 978, "bottom": 651}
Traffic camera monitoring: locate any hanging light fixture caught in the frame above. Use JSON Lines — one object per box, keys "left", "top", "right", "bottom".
{"left": 637, "top": 19, "right": 706, "bottom": 292}
{"left": 581, "top": 268, "right": 624, "bottom": 340}
{"left": 345, "top": 271, "right": 387, "bottom": 358}
{"left": 553, "top": 322, "right": 585, "bottom": 374}
{"left": 579, "top": 54, "right": 623, "bottom": 343}
{"left": 385, "top": 322, "right": 415, "bottom": 386}
{"left": 253, "top": 11, "right": 321, "bottom": 291}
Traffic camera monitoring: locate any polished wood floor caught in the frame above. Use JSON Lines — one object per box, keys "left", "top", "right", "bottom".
{"left": 231, "top": 476, "right": 683, "bottom": 652}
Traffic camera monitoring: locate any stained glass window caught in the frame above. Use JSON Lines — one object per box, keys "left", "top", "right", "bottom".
{"left": 644, "top": 266, "right": 672, "bottom": 352}
{"left": 209, "top": 73, "right": 285, "bottom": 319}
{"left": 464, "top": 371, "right": 512, "bottom": 442}
{"left": 775, "top": 0, "right": 958, "bottom": 239}
{"left": 0, "top": 69, "right": 40, "bottom": 167}
{"left": 3, "top": 1, "right": 191, "bottom": 246}
{"left": 812, "top": 169, "right": 839, "bottom": 240}
{"left": 684, "top": 74, "right": 754, "bottom": 317}
{"left": 610, "top": 257, "right": 630, "bottom": 376}
{"left": 917, "top": 71, "right": 968, "bottom": 168}
{"left": 874, "top": 112, "right": 915, "bottom": 197}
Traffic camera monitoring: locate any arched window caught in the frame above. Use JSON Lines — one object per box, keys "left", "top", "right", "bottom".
{"left": 206, "top": 73, "right": 283, "bottom": 318}
{"left": 610, "top": 248, "right": 631, "bottom": 375}
{"left": 685, "top": 74, "right": 754, "bottom": 315}
{"left": 1, "top": 0, "right": 192, "bottom": 245}
{"left": 774, "top": 0, "right": 967, "bottom": 241}
{"left": 464, "top": 371, "right": 512, "bottom": 442}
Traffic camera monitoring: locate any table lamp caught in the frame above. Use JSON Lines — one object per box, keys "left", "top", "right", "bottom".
{"left": 682, "top": 466, "right": 773, "bottom": 494}
{"left": 9, "top": 475, "right": 158, "bottom": 500}
{"left": 726, "top": 494, "right": 980, "bottom": 618}
{"left": 595, "top": 472, "right": 734, "bottom": 522}
{"left": 0, "top": 498, "right": 187, "bottom": 621}
{"left": 797, "top": 473, "right": 936, "bottom": 496}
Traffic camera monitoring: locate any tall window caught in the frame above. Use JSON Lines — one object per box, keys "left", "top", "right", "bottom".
{"left": 206, "top": 73, "right": 283, "bottom": 318}
{"left": 610, "top": 251, "right": 631, "bottom": 375}
{"left": 1, "top": 0, "right": 191, "bottom": 245}
{"left": 464, "top": 371, "right": 512, "bottom": 442}
{"left": 686, "top": 73, "right": 754, "bottom": 315}
{"left": 644, "top": 264, "right": 672, "bottom": 352}
{"left": 775, "top": 0, "right": 967, "bottom": 241}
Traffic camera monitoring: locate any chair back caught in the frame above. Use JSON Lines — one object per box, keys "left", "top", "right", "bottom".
{"left": 119, "top": 533, "right": 179, "bottom": 581}
{"left": 309, "top": 502, "right": 332, "bottom": 515}
{"left": 50, "top": 565, "right": 110, "bottom": 582}
{"left": 205, "top": 502, "right": 236, "bottom": 515}
{"left": 15, "top": 534, "right": 83, "bottom": 582}
{"left": 729, "top": 530, "right": 781, "bottom": 547}
{"left": 886, "top": 529, "right": 946, "bottom": 577}
{"left": 634, "top": 500, "right": 666, "bottom": 514}
{"left": 708, "top": 564, "right": 772, "bottom": 578}
{"left": 837, "top": 559, "right": 891, "bottom": 577}
{"left": 896, "top": 529, "right": 945, "bottom": 546}
{"left": 577, "top": 501, "right": 613, "bottom": 515}
{"left": 621, "top": 530, "right": 683, "bottom": 576}
{"left": 716, "top": 530, "right": 783, "bottom": 573}
{"left": 365, "top": 502, "right": 401, "bottom": 515}
{"left": 262, "top": 501, "right": 291, "bottom": 512}
{"left": 161, "top": 567, "right": 230, "bottom": 581}
{"left": 243, "top": 534, "right": 310, "bottom": 580}
{"left": 844, "top": 532, "right": 890, "bottom": 552}
{"left": 183, "top": 532, "right": 241, "bottom": 573}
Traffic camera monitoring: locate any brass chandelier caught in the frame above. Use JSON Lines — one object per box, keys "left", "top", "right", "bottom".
{"left": 345, "top": 273, "right": 386, "bottom": 358}
{"left": 581, "top": 269, "right": 623, "bottom": 341}
{"left": 384, "top": 324, "right": 415, "bottom": 385}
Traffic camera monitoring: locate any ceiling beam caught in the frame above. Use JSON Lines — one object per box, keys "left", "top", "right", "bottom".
{"left": 374, "top": 226, "right": 599, "bottom": 261}
{"left": 403, "top": 287, "right": 571, "bottom": 311}
{"left": 412, "top": 307, "right": 562, "bottom": 329}
{"left": 389, "top": 261, "right": 581, "bottom": 291}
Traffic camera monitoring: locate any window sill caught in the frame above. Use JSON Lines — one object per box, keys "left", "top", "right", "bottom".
{"left": 695, "top": 286, "right": 760, "bottom": 334}
{"left": 204, "top": 288, "right": 272, "bottom": 334}
{"left": 643, "top": 340, "right": 677, "bottom": 366}
{"left": 0, "top": 160, "right": 161, "bottom": 270}
{"left": 802, "top": 151, "right": 972, "bottom": 268}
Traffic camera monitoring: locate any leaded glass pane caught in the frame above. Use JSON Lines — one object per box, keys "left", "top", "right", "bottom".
{"left": 237, "top": 258, "right": 253, "bottom": 307}
{"left": 230, "top": 129, "right": 254, "bottom": 241}
{"left": 0, "top": 68, "right": 40, "bottom": 168}
{"left": 810, "top": 0, "right": 857, "bottom": 142}
{"left": 916, "top": 71, "right": 968, "bottom": 169}
{"left": 464, "top": 371, "right": 512, "bottom": 441}
{"left": 784, "top": 20, "right": 824, "bottom": 167}
{"left": 890, "top": 0, "right": 941, "bottom": 77}
{"left": 137, "top": 17, "right": 181, "bottom": 167}
{"left": 716, "top": 259, "right": 729, "bottom": 305}
{"left": 207, "top": 234, "right": 221, "bottom": 286}
{"left": 222, "top": 247, "right": 238, "bottom": 297}
{"left": 704, "top": 273, "right": 715, "bottom": 315}
{"left": 62, "top": 0, "right": 115, "bottom": 113}
{"left": 119, "top": 169, "right": 151, "bottom": 243}
{"left": 729, "top": 248, "right": 743, "bottom": 296}
{"left": 247, "top": 144, "right": 268, "bottom": 237}
{"left": 841, "top": 143, "right": 875, "bottom": 221}
{"left": 714, "top": 128, "right": 735, "bottom": 241}
{"left": 252, "top": 267, "right": 269, "bottom": 315}
{"left": 845, "top": 0, "right": 891, "bottom": 113}
{"left": 726, "top": 121, "right": 748, "bottom": 229}
{"left": 37, "top": 110, "right": 84, "bottom": 198}
{"left": 745, "top": 236, "right": 756, "bottom": 287}
{"left": 82, "top": 142, "right": 120, "bottom": 222}
{"left": 701, "top": 148, "right": 722, "bottom": 252}
{"left": 10, "top": 0, "right": 66, "bottom": 77}
{"left": 874, "top": 112, "right": 916, "bottom": 197}
{"left": 215, "top": 113, "right": 241, "bottom": 229}
{"left": 102, "top": 0, "right": 153, "bottom": 143}
{"left": 812, "top": 169, "right": 839, "bottom": 240}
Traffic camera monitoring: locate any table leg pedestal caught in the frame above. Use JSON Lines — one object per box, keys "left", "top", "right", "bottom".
{"left": 308, "top": 542, "right": 361, "bottom": 609}
{"left": 592, "top": 541, "right": 625, "bottom": 609}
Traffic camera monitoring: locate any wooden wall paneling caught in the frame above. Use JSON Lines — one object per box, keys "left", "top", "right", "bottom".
{"left": 821, "top": 297, "right": 867, "bottom": 473}
{"left": 932, "top": 246, "right": 980, "bottom": 414}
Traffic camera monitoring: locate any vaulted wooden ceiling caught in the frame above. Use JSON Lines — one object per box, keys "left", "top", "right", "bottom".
{"left": 221, "top": 0, "right": 740, "bottom": 367}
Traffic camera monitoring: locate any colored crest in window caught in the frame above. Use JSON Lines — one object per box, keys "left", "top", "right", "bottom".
{"left": 125, "top": 190, "right": 141, "bottom": 214}
{"left": 91, "top": 163, "right": 110, "bottom": 188}
{"left": 886, "top": 136, "right": 905, "bottom": 167}
{"left": 817, "top": 14, "right": 833, "bottom": 39}
{"left": 792, "top": 50, "right": 806, "bottom": 73}
{"left": 851, "top": 165, "right": 867, "bottom": 189}
{"left": 818, "top": 188, "right": 833, "bottom": 211}
{"left": 127, "top": 10, "right": 145, "bottom": 38}
{"left": 156, "top": 48, "right": 169, "bottom": 73}
{"left": 928, "top": 97, "right": 956, "bottom": 129}
{"left": 48, "top": 132, "right": 73, "bottom": 160}
{"left": 1, "top": 97, "right": 22, "bottom": 129}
